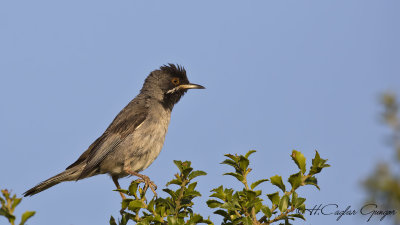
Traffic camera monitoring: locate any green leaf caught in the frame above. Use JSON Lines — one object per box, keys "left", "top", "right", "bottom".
{"left": 109, "top": 216, "right": 117, "bottom": 225}
{"left": 19, "top": 211, "right": 35, "bottom": 225}
{"left": 297, "top": 203, "right": 306, "bottom": 214}
{"left": 290, "top": 213, "right": 306, "bottom": 221}
{"left": 267, "top": 192, "right": 280, "bottom": 205}
{"left": 188, "top": 182, "right": 197, "bottom": 191}
{"left": 291, "top": 150, "right": 306, "bottom": 174}
{"left": 288, "top": 172, "right": 302, "bottom": 190}
{"left": 221, "top": 201, "right": 238, "bottom": 211}
{"left": 224, "top": 154, "right": 239, "bottom": 162}
{"left": 270, "top": 175, "right": 286, "bottom": 192}
{"left": 309, "top": 151, "right": 330, "bottom": 175}
{"left": 223, "top": 172, "right": 244, "bottom": 182}
{"left": 128, "top": 200, "right": 144, "bottom": 209}
{"left": 221, "top": 159, "right": 237, "bottom": 167}
{"left": 163, "top": 188, "right": 177, "bottom": 200}
{"left": 251, "top": 179, "right": 269, "bottom": 190}
{"left": 213, "top": 209, "right": 229, "bottom": 218}
{"left": 159, "top": 206, "right": 166, "bottom": 217}
{"left": 185, "top": 190, "right": 201, "bottom": 198}
{"left": 210, "top": 186, "right": 226, "bottom": 200}
{"left": 244, "top": 189, "right": 257, "bottom": 202}
{"left": 182, "top": 167, "right": 194, "bottom": 178}
{"left": 1, "top": 190, "right": 10, "bottom": 199}
{"left": 279, "top": 195, "right": 289, "bottom": 212}
{"left": 261, "top": 205, "right": 272, "bottom": 218}
{"left": 189, "top": 214, "right": 203, "bottom": 224}
{"left": 173, "top": 160, "right": 183, "bottom": 172}
{"left": 206, "top": 199, "right": 223, "bottom": 208}
{"left": 254, "top": 200, "right": 263, "bottom": 212}
{"left": 245, "top": 150, "right": 257, "bottom": 158}
{"left": 238, "top": 156, "right": 250, "bottom": 172}
{"left": 295, "top": 197, "right": 306, "bottom": 208}
{"left": 304, "top": 176, "right": 320, "bottom": 190}
{"left": 121, "top": 199, "right": 132, "bottom": 209}
{"left": 11, "top": 198, "right": 22, "bottom": 211}
{"left": 129, "top": 182, "right": 139, "bottom": 195}
{"left": 188, "top": 170, "right": 207, "bottom": 180}
{"left": 147, "top": 199, "right": 155, "bottom": 213}
{"left": 291, "top": 192, "right": 298, "bottom": 206}
{"left": 166, "top": 179, "right": 182, "bottom": 186}
{"left": 0, "top": 209, "right": 15, "bottom": 223}
{"left": 120, "top": 213, "right": 129, "bottom": 225}
{"left": 114, "top": 189, "right": 129, "bottom": 195}
{"left": 0, "top": 196, "right": 5, "bottom": 205}
{"left": 181, "top": 161, "right": 192, "bottom": 169}
{"left": 154, "top": 215, "right": 163, "bottom": 223}
{"left": 309, "top": 151, "right": 321, "bottom": 175}
{"left": 0, "top": 208, "right": 7, "bottom": 217}
{"left": 313, "top": 150, "right": 321, "bottom": 162}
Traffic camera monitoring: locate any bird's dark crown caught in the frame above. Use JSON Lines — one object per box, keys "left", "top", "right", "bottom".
{"left": 160, "top": 64, "right": 188, "bottom": 82}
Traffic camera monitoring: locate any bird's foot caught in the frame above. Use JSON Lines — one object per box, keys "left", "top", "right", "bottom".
{"left": 135, "top": 176, "right": 157, "bottom": 197}
{"left": 124, "top": 169, "right": 158, "bottom": 197}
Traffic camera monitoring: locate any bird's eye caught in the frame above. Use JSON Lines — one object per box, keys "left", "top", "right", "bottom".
{"left": 171, "top": 77, "right": 180, "bottom": 85}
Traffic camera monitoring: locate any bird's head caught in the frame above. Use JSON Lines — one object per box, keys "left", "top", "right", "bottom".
{"left": 141, "top": 64, "right": 205, "bottom": 109}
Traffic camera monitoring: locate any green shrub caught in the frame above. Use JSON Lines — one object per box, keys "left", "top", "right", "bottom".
{"left": 111, "top": 150, "right": 329, "bottom": 225}
{"left": 0, "top": 189, "right": 35, "bottom": 225}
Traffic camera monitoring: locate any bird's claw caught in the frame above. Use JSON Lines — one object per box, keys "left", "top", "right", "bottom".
{"left": 135, "top": 176, "right": 157, "bottom": 197}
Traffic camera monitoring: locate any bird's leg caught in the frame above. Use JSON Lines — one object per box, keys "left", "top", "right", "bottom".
{"left": 112, "top": 176, "right": 126, "bottom": 200}
{"left": 124, "top": 169, "right": 157, "bottom": 197}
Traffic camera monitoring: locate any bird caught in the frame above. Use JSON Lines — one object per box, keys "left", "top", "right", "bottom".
{"left": 24, "top": 64, "right": 205, "bottom": 199}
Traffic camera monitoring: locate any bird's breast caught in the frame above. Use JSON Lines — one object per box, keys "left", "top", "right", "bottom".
{"left": 123, "top": 107, "right": 172, "bottom": 172}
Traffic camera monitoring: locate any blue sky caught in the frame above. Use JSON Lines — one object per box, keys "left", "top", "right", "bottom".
{"left": 1, "top": 1, "right": 399, "bottom": 225}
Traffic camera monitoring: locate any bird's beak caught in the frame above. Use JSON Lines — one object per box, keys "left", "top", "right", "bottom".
{"left": 179, "top": 83, "right": 205, "bottom": 90}
{"left": 166, "top": 83, "right": 205, "bottom": 94}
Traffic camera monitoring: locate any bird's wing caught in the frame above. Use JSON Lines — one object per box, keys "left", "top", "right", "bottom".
{"left": 75, "top": 98, "right": 149, "bottom": 180}
{"left": 65, "top": 135, "right": 104, "bottom": 170}
{"left": 77, "top": 134, "right": 123, "bottom": 179}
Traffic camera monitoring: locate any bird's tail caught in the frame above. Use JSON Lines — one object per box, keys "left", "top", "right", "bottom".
{"left": 24, "top": 167, "right": 80, "bottom": 197}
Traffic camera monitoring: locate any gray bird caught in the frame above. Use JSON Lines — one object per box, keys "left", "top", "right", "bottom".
{"left": 24, "top": 64, "right": 204, "bottom": 199}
